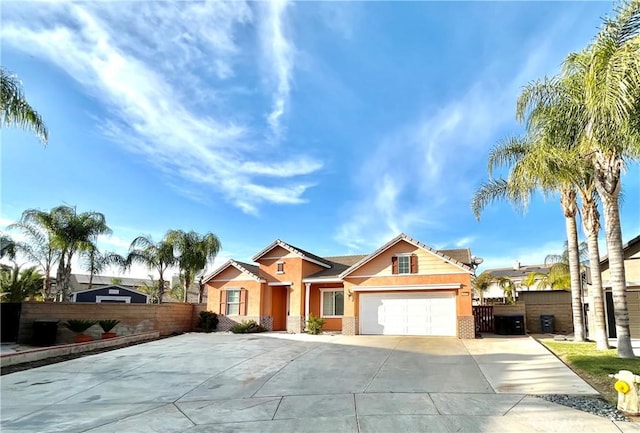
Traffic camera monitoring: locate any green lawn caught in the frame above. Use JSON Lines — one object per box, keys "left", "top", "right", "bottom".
{"left": 541, "top": 340, "right": 640, "bottom": 403}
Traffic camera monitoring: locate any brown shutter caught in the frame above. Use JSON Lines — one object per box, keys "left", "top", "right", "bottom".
{"left": 391, "top": 256, "right": 398, "bottom": 274}
{"left": 410, "top": 254, "right": 418, "bottom": 273}
{"left": 219, "top": 290, "right": 227, "bottom": 315}
{"left": 239, "top": 289, "right": 247, "bottom": 316}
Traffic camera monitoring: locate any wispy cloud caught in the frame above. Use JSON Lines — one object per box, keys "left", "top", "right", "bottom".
{"left": 262, "top": 0, "right": 294, "bottom": 140}
{"left": 334, "top": 28, "right": 561, "bottom": 251}
{"left": 2, "top": 1, "right": 319, "bottom": 214}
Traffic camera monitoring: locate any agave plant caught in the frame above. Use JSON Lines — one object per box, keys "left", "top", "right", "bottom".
{"left": 64, "top": 319, "right": 97, "bottom": 333}
{"left": 98, "top": 319, "right": 120, "bottom": 333}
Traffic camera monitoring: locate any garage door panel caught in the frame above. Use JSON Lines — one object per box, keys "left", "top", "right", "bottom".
{"left": 360, "top": 292, "right": 456, "bottom": 336}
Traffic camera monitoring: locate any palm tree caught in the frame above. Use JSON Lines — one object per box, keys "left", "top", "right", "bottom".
{"left": 541, "top": 242, "right": 589, "bottom": 290}
{"left": 495, "top": 276, "right": 516, "bottom": 305}
{"left": 81, "top": 247, "right": 125, "bottom": 289}
{"left": 8, "top": 212, "right": 59, "bottom": 301}
{"left": 520, "top": 272, "right": 541, "bottom": 291}
{"left": 472, "top": 134, "right": 587, "bottom": 341}
{"left": 472, "top": 271, "right": 494, "bottom": 305}
{"left": 47, "top": 206, "right": 111, "bottom": 300}
{"left": 0, "top": 67, "right": 48, "bottom": 145}
{"left": 564, "top": 0, "right": 640, "bottom": 358}
{"left": 126, "top": 236, "right": 175, "bottom": 304}
{"left": 0, "top": 263, "right": 44, "bottom": 302}
{"left": 165, "top": 230, "right": 221, "bottom": 303}
{"left": 0, "top": 234, "right": 17, "bottom": 260}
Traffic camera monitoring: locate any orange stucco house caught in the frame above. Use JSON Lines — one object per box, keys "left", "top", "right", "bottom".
{"left": 204, "top": 233, "right": 477, "bottom": 338}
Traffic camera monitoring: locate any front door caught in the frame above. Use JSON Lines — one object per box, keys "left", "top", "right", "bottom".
{"left": 272, "top": 286, "right": 288, "bottom": 331}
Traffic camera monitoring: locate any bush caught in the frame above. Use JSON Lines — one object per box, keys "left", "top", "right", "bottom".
{"left": 230, "top": 320, "right": 266, "bottom": 334}
{"left": 64, "top": 319, "right": 98, "bottom": 333}
{"left": 197, "top": 311, "right": 219, "bottom": 332}
{"left": 306, "top": 314, "right": 325, "bottom": 335}
{"left": 98, "top": 319, "right": 120, "bottom": 333}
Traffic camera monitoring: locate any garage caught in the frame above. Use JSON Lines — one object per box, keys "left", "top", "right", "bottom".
{"left": 359, "top": 292, "right": 456, "bottom": 336}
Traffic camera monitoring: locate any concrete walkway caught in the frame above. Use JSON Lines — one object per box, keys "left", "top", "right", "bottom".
{"left": 0, "top": 333, "right": 636, "bottom": 432}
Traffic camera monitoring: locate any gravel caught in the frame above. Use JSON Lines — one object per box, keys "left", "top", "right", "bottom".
{"left": 536, "top": 394, "right": 630, "bottom": 422}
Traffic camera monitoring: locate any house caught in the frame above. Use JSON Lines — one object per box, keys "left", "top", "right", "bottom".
{"left": 478, "top": 262, "right": 552, "bottom": 302}
{"left": 204, "top": 233, "right": 476, "bottom": 338}
{"left": 71, "top": 284, "right": 150, "bottom": 303}
{"left": 69, "top": 274, "right": 154, "bottom": 292}
{"left": 597, "top": 234, "right": 640, "bottom": 338}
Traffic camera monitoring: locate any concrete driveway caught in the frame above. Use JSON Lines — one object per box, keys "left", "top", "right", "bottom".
{"left": 0, "top": 333, "right": 635, "bottom": 432}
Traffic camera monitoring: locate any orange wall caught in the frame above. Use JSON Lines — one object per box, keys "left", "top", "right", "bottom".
{"left": 257, "top": 246, "right": 325, "bottom": 316}
{"left": 206, "top": 266, "right": 263, "bottom": 316}
{"left": 309, "top": 282, "right": 343, "bottom": 332}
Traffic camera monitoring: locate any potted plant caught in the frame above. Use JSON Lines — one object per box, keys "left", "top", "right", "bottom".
{"left": 64, "top": 319, "right": 98, "bottom": 343}
{"left": 98, "top": 319, "right": 120, "bottom": 339}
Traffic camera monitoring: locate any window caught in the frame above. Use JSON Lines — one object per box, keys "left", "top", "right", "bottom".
{"left": 226, "top": 289, "right": 241, "bottom": 315}
{"left": 276, "top": 262, "right": 285, "bottom": 274}
{"left": 392, "top": 254, "right": 418, "bottom": 274}
{"left": 321, "top": 290, "right": 344, "bottom": 317}
{"left": 398, "top": 256, "right": 410, "bottom": 274}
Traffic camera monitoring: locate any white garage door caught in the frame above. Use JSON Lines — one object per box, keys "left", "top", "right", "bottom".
{"left": 359, "top": 292, "right": 456, "bottom": 336}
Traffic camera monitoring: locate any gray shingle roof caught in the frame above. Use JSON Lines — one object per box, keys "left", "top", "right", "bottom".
{"left": 305, "top": 255, "right": 369, "bottom": 280}
{"left": 486, "top": 265, "right": 551, "bottom": 279}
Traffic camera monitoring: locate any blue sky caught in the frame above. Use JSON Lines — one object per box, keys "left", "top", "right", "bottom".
{"left": 1, "top": 1, "right": 638, "bottom": 279}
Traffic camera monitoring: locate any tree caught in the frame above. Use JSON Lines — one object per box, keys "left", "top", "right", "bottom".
{"left": 0, "top": 234, "right": 17, "bottom": 260}
{"left": 471, "top": 134, "right": 587, "bottom": 341}
{"left": 540, "top": 242, "right": 588, "bottom": 290}
{"left": 81, "top": 247, "right": 125, "bottom": 289}
{"left": 126, "top": 236, "right": 175, "bottom": 304}
{"left": 46, "top": 206, "right": 111, "bottom": 300}
{"left": 520, "top": 272, "right": 541, "bottom": 291}
{"left": 0, "top": 67, "right": 48, "bottom": 145}
{"left": 165, "top": 230, "right": 221, "bottom": 303}
{"left": 496, "top": 276, "right": 516, "bottom": 305}
{"left": 472, "top": 271, "right": 494, "bottom": 305}
{"left": 0, "top": 263, "right": 43, "bottom": 302}
{"left": 8, "top": 212, "right": 59, "bottom": 301}
{"left": 564, "top": 0, "right": 640, "bottom": 358}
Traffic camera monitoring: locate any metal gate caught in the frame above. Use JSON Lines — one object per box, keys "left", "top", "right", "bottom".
{"left": 473, "top": 305, "right": 494, "bottom": 333}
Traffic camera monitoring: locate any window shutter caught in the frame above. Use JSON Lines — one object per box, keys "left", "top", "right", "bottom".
{"left": 219, "top": 290, "right": 227, "bottom": 315}
{"left": 391, "top": 256, "right": 398, "bottom": 274}
{"left": 410, "top": 254, "right": 418, "bottom": 273}
{"left": 239, "top": 289, "right": 247, "bottom": 316}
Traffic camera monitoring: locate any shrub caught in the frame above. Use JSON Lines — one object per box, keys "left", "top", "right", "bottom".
{"left": 98, "top": 319, "right": 120, "bottom": 333}
{"left": 306, "top": 314, "right": 325, "bottom": 335}
{"left": 198, "top": 311, "right": 219, "bottom": 332}
{"left": 64, "top": 319, "right": 98, "bottom": 333}
{"left": 230, "top": 320, "right": 266, "bottom": 334}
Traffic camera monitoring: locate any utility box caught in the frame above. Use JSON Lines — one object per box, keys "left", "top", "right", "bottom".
{"left": 32, "top": 320, "right": 59, "bottom": 346}
{"left": 540, "top": 315, "right": 555, "bottom": 333}
{"left": 611, "top": 370, "right": 640, "bottom": 416}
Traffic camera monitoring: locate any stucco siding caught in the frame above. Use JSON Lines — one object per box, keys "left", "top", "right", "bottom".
{"left": 348, "top": 240, "right": 465, "bottom": 278}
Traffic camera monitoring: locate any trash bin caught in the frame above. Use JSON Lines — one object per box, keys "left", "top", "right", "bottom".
{"left": 540, "top": 315, "right": 555, "bottom": 333}
{"left": 494, "top": 315, "right": 525, "bottom": 335}
{"left": 32, "top": 320, "right": 59, "bottom": 346}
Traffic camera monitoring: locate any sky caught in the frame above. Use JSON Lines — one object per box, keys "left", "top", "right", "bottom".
{"left": 1, "top": 0, "right": 639, "bottom": 281}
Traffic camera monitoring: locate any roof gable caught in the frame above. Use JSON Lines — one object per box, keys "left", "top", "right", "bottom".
{"left": 341, "top": 233, "right": 473, "bottom": 278}
{"left": 252, "top": 239, "right": 332, "bottom": 269}
{"left": 203, "top": 259, "right": 264, "bottom": 283}
{"left": 72, "top": 284, "right": 149, "bottom": 297}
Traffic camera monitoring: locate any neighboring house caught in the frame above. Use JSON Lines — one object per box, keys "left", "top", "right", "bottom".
{"left": 71, "top": 284, "right": 149, "bottom": 303}
{"left": 69, "top": 274, "right": 154, "bottom": 292}
{"left": 479, "top": 262, "right": 552, "bottom": 301}
{"left": 597, "top": 234, "right": 640, "bottom": 338}
{"left": 204, "top": 233, "right": 476, "bottom": 338}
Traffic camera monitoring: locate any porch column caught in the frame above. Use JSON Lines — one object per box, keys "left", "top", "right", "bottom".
{"left": 305, "top": 283, "right": 311, "bottom": 328}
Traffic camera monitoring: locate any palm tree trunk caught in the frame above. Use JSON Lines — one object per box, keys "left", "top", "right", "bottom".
{"left": 582, "top": 200, "right": 609, "bottom": 349}
{"left": 158, "top": 274, "right": 165, "bottom": 304}
{"left": 56, "top": 255, "right": 66, "bottom": 302}
{"left": 183, "top": 272, "right": 191, "bottom": 303}
{"left": 594, "top": 152, "right": 634, "bottom": 358}
{"left": 561, "top": 189, "right": 585, "bottom": 341}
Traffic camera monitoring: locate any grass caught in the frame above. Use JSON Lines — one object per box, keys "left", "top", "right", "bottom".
{"left": 540, "top": 340, "right": 640, "bottom": 403}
